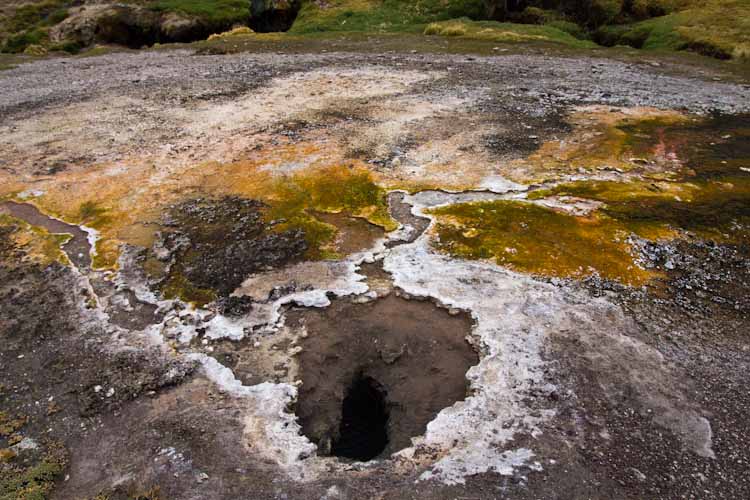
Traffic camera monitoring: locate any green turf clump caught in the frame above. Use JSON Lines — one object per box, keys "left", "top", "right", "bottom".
{"left": 423, "top": 18, "right": 598, "bottom": 48}
{"left": 291, "top": 0, "right": 485, "bottom": 34}
{"left": 149, "top": 0, "right": 249, "bottom": 25}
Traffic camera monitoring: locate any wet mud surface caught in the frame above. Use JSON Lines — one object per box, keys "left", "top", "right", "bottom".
{"left": 312, "top": 211, "right": 384, "bottom": 255}
{"left": 385, "top": 191, "right": 430, "bottom": 246}
{"left": 0, "top": 201, "right": 92, "bottom": 268}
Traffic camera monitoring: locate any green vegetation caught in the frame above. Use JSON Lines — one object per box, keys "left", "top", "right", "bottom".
{"left": 0, "top": 0, "right": 67, "bottom": 53}
{"left": 593, "top": 1, "right": 750, "bottom": 59}
{"left": 290, "top": 0, "right": 485, "bottom": 33}
{"left": 1, "top": 411, "right": 67, "bottom": 500}
{"left": 0, "top": 441, "right": 68, "bottom": 500}
{"left": 0, "top": 411, "right": 27, "bottom": 437}
{"left": 2, "top": 0, "right": 68, "bottom": 34}
{"left": 290, "top": 0, "right": 749, "bottom": 59}
{"left": 0, "top": 0, "right": 249, "bottom": 54}
{"left": 2, "top": 28, "right": 48, "bottom": 53}
{"left": 423, "top": 18, "right": 598, "bottom": 48}
{"left": 429, "top": 200, "right": 655, "bottom": 285}
{"left": 0, "top": 0, "right": 748, "bottom": 60}
{"left": 149, "top": 0, "right": 248, "bottom": 25}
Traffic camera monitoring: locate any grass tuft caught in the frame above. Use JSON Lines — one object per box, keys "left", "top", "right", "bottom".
{"left": 149, "top": 0, "right": 249, "bottom": 25}
{"left": 290, "top": 0, "right": 485, "bottom": 34}
{"left": 423, "top": 18, "right": 598, "bottom": 48}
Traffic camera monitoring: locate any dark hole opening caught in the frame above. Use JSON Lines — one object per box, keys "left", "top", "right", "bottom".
{"left": 249, "top": 10, "right": 300, "bottom": 33}
{"left": 249, "top": 0, "right": 301, "bottom": 33}
{"left": 331, "top": 375, "right": 389, "bottom": 461}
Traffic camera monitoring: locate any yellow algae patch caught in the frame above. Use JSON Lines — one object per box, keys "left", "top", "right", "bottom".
{"left": 508, "top": 107, "right": 689, "bottom": 183}
{"left": 535, "top": 177, "right": 750, "bottom": 243}
{"left": 428, "top": 201, "right": 657, "bottom": 286}
{"left": 202, "top": 160, "right": 397, "bottom": 251}
{"left": 206, "top": 26, "right": 254, "bottom": 41}
{"left": 6, "top": 161, "right": 176, "bottom": 269}
{"left": 0, "top": 177, "right": 25, "bottom": 201}
{"left": 268, "top": 166, "right": 395, "bottom": 257}
{"left": 0, "top": 214, "right": 70, "bottom": 266}
{"left": 527, "top": 113, "right": 750, "bottom": 243}
{"left": 6, "top": 138, "right": 396, "bottom": 270}
{"left": 268, "top": 165, "right": 397, "bottom": 230}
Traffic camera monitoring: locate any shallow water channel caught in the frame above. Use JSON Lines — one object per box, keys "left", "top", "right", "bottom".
{"left": 0, "top": 201, "right": 93, "bottom": 269}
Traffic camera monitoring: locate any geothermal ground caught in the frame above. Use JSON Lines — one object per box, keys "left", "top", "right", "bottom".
{"left": 0, "top": 40, "right": 749, "bottom": 500}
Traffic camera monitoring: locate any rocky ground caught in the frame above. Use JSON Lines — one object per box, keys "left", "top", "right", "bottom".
{"left": 0, "top": 41, "right": 749, "bottom": 500}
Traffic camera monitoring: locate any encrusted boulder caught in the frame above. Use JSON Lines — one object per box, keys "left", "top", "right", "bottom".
{"left": 50, "top": 4, "right": 160, "bottom": 49}
{"left": 49, "top": 3, "right": 234, "bottom": 49}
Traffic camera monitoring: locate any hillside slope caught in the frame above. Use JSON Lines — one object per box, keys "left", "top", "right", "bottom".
{"left": 0, "top": 0, "right": 748, "bottom": 61}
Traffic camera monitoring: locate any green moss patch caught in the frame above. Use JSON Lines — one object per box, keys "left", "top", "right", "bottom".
{"left": 0, "top": 411, "right": 27, "bottom": 437}
{"left": 429, "top": 200, "right": 654, "bottom": 285}
{"left": 0, "top": 0, "right": 67, "bottom": 53}
{"left": 290, "top": 0, "right": 485, "bottom": 34}
{"left": 423, "top": 18, "right": 598, "bottom": 48}
{"left": 149, "top": 0, "right": 249, "bottom": 26}
{"left": 0, "top": 441, "right": 67, "bottom": 500}
{"left": 530, "top": 113, "right": 750, "bottom": 242}
{"left": 594, "top": 0, "right": 750, "bottom": 59}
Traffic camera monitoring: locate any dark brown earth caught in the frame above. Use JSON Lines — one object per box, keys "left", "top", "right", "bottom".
{"left": 531, "top": 239, "right": 750, "bottom": 499}
{"left": 313, "top": 211, "right": 384, "bottom": 255}
{"left": 151, "top": 196, "right": 308, "bottom": 300}
{"left": 0, "top": 239, "right": 194, "bottom": 498}
{"left": 289, "top": 294, "right": 477, "bottom": 459}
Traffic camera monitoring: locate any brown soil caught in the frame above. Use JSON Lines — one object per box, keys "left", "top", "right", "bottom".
{"left": 313, "top": 211, "right": 384, "bottom": 254}
{"left": 289, "top": 294, "right": 478, "bottom": 460}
